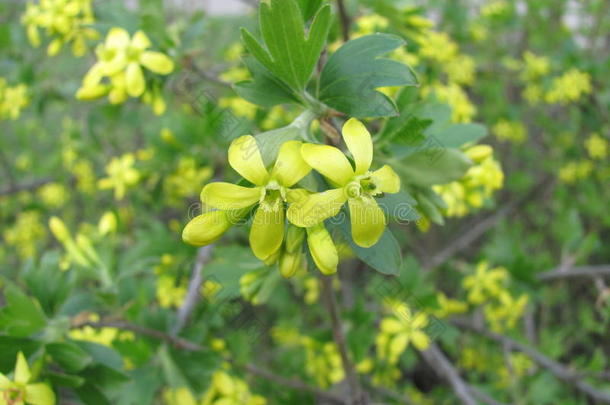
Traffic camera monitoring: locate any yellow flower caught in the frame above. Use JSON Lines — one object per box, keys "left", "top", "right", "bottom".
{"left": 445, "top": 54, "right": 476, "bottom": 86}
{"left": 376, "top": 304, "right": 430, "bottom": 365}
{"left": 492, "top": 119, "right": 527, "bottom": 144}
{"left": 585, "top": 133, "right": 608, "bottom": 159}
{"left": 545, "top": 68, "right": 592, "bottom": 104}
{"left": 520, "top": 51, "right": 550, "bottom": 81}
{"left": 70, "top": 314, "right": 119, "bottom": 346}
{"left": 433, "top": 292, "right": 468, "bottom": 318}
{"left": 219, "top": 97, "right": 258, "bottom": 120}
{"left": 38, "top": 182, "right": 69, "bottom": 208}
{"left": 164, "top": 157, "right": 213, "bottom": 204}
{"left": 0, "top": 79, "right": 28, "bottom": 120}
{"left": 3, "top": 211, "right": 46, "bottom": 259}
{"left": 300, "top": 338, "right": 345, "bottom": 388}
{"left": 98, "top": 153, "right": 140, "bottom": 200}
{"left": 462, "top": 261, "right": 508, "bottom": 304}
{"left": 76, "top": 27, "right": 173, "bottom": 109}
{"left": 484, "top": 291, "right": 528, "bottom": 332}
{"left": 0, "top": 352, "right": 55, "bottom": 405}
{"left": 98, "top": 211, "right": 117, "bottom": 235}
{"left": 187, "top": 137, "right": 311, "bottom": 261}
{"left": 416, "top": 31, "right": 458, "bottom": 64}
{"left": 200, "top": 371, "right": 266, "bottom": 405}
{"left": 156, "top": 275, "right": 187, "bottom": 308}
{"left": 425, "top": 82, "right": 476, "bottom": 123}
{"left": 287, "top": 118, "right": 400, "bottom": 247}
{"left": 353, "top": 14, "right": 389, "bottom": 37}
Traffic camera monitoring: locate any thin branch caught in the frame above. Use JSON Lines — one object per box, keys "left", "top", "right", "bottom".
{"left": 424, "top": 176, "right": 554, "bottom": 270}
{"left": 72, "top": 319, "right": 345, "bottom": 403}
{"left": 243, "top": 363, "right": 347, "bottom": 405}
{"left": 173, "top": 245, "right": 214, "bottom": 335}
{"left": 0, "top": 177, "right": 53, "bottom": 196}
{"left": 452, "top": 319, "right": 610, "bottom": 404}
{"left": 72, "top": 320, "right": 204, "bottom": 351}
{"left": 420, "top": 344, "right": 478, "bottom": 405}
{"left": 537, "top": 265, "right": 610, "bottom": 281}
{"left": 182, "top": 56, "right": 232, "bottom": 88}
{"left": 321, "top": 275, "right": 366, "bottom": 405}
{"left": 336, "top": 0, "right": 351, "bottom": 42}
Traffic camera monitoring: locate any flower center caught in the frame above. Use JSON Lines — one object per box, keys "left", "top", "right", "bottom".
{"left": 4, "top": 386, "right": 25, "bottom": 405}
{"left": 344, "top": 172, "right": 379, "bottom": 199}
{"left": 259, "top": 180, "right": 286, "bottom": 211}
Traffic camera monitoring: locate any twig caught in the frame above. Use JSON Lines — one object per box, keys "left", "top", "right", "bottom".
{"left": 420, "top": 344, "right": 478, "bottom": 405}
{"left": 336, "top": 0, "right": 351, "bottom": 42}
{"left": 0, "top": 177, "right": 53, "bottom": 196}
{"left": 72, "top": 319, "right": 345, "bottom": 403}
{"left": 453, "top": 319, "right": 610, "bottom": 404}
{"left": 424, "top": 176, "right": 554, "bottom": 270}
{"left": 537, "top": 265, "right": 610, "bottom": 281}
{"left": 182, "top": 57, "right": 232, "bottom": 88}
{"left": 321, "top": 275, "right": 366, "bottom": 405}
{"left": 243, "top": 363, "right": 347, "bottom": 405}
{"left": 173, "top": 245, "right": 215, "bottom": 335}
{"left": 71, "top": 320, "right": 204, "bottom": 351}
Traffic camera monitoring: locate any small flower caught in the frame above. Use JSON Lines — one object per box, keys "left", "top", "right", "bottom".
{"left": 287, "top": 118, "right": 400, "bottom": 247}
{"left": 376, "top": 304, "right": 430, "bottom": 364}
{"left": 585, "top": 133, "right": 608, "bottom": 160}
{"left": 0, "top": 352, "right": 55, "bottom": 405}
{"left": 98, "top": 153, "right": 140, "bottom": 200}
{"left": 462, "top": 261, "right": 508, "bottom": 304}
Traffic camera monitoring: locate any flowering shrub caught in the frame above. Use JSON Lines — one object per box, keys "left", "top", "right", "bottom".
{"left": 1, "top": 0, "right": 610, "bottom": 404}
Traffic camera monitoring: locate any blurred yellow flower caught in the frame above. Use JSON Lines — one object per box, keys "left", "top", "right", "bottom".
{"left": 585, "top": 133, "right": 608, "bottom": 159}
{"left": 38, "top": 182, "right": 69, "bottom": 208}
{"left": 0, "top": 352, "right": 55, "bottom": 405}
{"left": 0, "top": 79, "right": 29, "bottom": 120}
{"left": 545, "top": 68, "right": 592, "bottom": 104}
{"left": 462, "top": 261, "right": 508, "bottom": 304}
{"left": 156, "top": 275, "right": 187, "bottom": 308}
{"left": 3, "top": 211, "right": 45, "bottom": 259}
{"left": 376, "top": 304, "right": 430, "bottom": 365}
{"left": 492, "top": 119, "right": 527, "bottom": 144}
{"left": 98, "top": 153, "right": 140, "bottom": 200}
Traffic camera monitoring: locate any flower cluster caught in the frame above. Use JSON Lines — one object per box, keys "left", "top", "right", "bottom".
{"left": 98, "top": 153, "right": 141, "bottom": 200}
{"left": 492, "top": 119, "right": 527, "bottom": 144}
{"left": 183, "top": 119, "right": 401, "bottom": 276}
{"left": 433, "top": 145, "right": 504, "bottom": 217}
{"left": 376, "top": 303, "right": 430, "bottom": 365}
{"left": 21, "top": 0, "right": 98, "bottom": 57}
{"left": 76, "top": 28, "right": 174, "bottom": 114}
{"left": 3, "top": 211, "right": 46, "bottom": 259}
{"left": 545, "top": 68, "right": 592, "bottom": 105}
{"left": 0, "top": 79, "right": 28, "bottom": 121}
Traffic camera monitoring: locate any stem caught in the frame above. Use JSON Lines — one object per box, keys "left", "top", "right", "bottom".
{"left": 336, "top": 0, "right": 351, "bottom": 42}
{"left": 321, "top": 275, "right": 365, "bottom": 405}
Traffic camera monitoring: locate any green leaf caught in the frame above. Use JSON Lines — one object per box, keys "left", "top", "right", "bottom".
{"left": 47, "top": 341, "right": 93, "bottom": 372}
{"left": 241, "top": 0, "right": 331, "bottom": 91}
{"left": 319, "top": 34, "right": 418, "bottom": 117}
{"left": 0, "top": 337, "right": 39, "bottom": 372}
{"left": 432, "top": 123, "right": 488, "bottom": 148}
{"left": 255, "top": 124, "right": 304, "bottom": 166}
{"left": 333, "top": 215, "right": 402, "bottom": 276}
{"left": 74, "top": 383, "right": 112, "bottom": 405}
{"left": 0, "top": 282, "right": 47, "bottom": 337}
{"left": 296, "top": 0, "right": 324, "bottom": 21}
{"left": 376, "top": 190, "right": 420, "bottom": 223}
{"left": 398, "top": 148, "right": 472, "bottom": 187}
{"left": 233, "top": 57, "right": 300, "bottom": 107}
{"left": 415, "top": 191, "right": 444, "bottom": 225}
{"left": 47, "top": 371, "right": 86, "bottom": 388}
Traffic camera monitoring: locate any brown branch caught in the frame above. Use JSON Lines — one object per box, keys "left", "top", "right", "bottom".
{"left": 0, "top": 177, "right": 53, "bottom": 196}
{"left": 243, "top": 363, "right": 347, "bottom": 405}
{"left": 537, "top": 265, "right": 610, "bottom": 281}
{"left": 173, "top": 245, "right": 215, "bottom": 334}
{"left": 336, "top": 0, "right": 351, "bottom": 42}
{"left": 321, "top": 275, "right": 366, "bottom": 404}
{"left": 420, "top": 344, "right": 478, "bottom": 405}
{"left": 72, "top": 319, "right": 345, "bottom": 403}
{"left": 452, "top": 319, "right": 610, "bottom": 404}
{"left": 71, "top": 320, "right": 204, "bottom": 351}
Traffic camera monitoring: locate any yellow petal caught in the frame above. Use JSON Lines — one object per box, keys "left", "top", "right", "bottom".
{"left": 228, "top": 135, "right": 269, "bottom": 186}
{"left": 372, "top": 165, "right": 400, "bottom": 193}
{"left": 348, "top": 196, "right": 386, "bottom": 247}
{"left": 287, "top": 188, "right": 347, "bottom": 228}
{"left": 271, "top": 141, "right": 311, "bottom": 187}
{"left": 249, "top": 205, "right": 284, "bottom": 261}
{"left": 412, "top": 331, "right": 430, "bottom": 350}
{"left": 380, "top": 318, "right": 403, "bottom": 333}
{"left": 25, "top": 383, "right": 56, "bottom": 405}
{"left": 201, "top": 183, "right": 261, "bottom": 210}
{"left": 27, "top": 25, "right": 41, "bottom": 47}
{"left": 106, "top": 27, "right": 130, "bottom": 49}
{"left": 15, "top": 352, "right": 31, "bottom": 384}
{"left": 306, "top": 224, "right": 338, "bottom": 275}
{"left": 182, "top": 211, "right": 232, "bottom": 246}
{"left": 301, "top": 143, "right": 354, "bottom": 186}
{"left": 76, "top": 84, "right": 109, "bottom": 100}
{"left": 126, "top": 63, "right": 145, "bottom": 97}
{"left": 140, "top": 51, "right": 174, "bottom": 74}
{"left": 279, "top": 251, "right": 303, "bottom": 278}
{"left": 0, "top": 372, "right": 10, "bottom": 389}
{"left": 131, "top": 30, "right": 151, "bottom": 50}
{"left": 342, "top": 118, "right": 372, "bottom": 175}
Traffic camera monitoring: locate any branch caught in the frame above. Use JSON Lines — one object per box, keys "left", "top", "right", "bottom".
{"left": 420, "top": 344, "right": 478, "bottom": 405}
{"left": 336, "top": 0, "right": 351, "bottom": 42}
{"left": 0, "top": 177, "right": 53, "bottom": 196}
{"left": 173, "top": 245, "right": 214, "bottom": 334}
{"left": 537, "top": 265, "right": 610, "bottom": 281}
{"left": 321, "top": 275, "right": 366, "bottom": 404}
{"left": 452, "top": 319, "right": 610, "bottom": 404}
{"left": 424, "top": 176, "right": 554, "bottom": 270}
{"left": 71, "top": 320, "right": 204, "bottom": 351}
{"left": 243, "top": 363, "right": 347, "bottom": 405}
{"left": 72, "top": 319, "right": 345, "bottom": 403}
